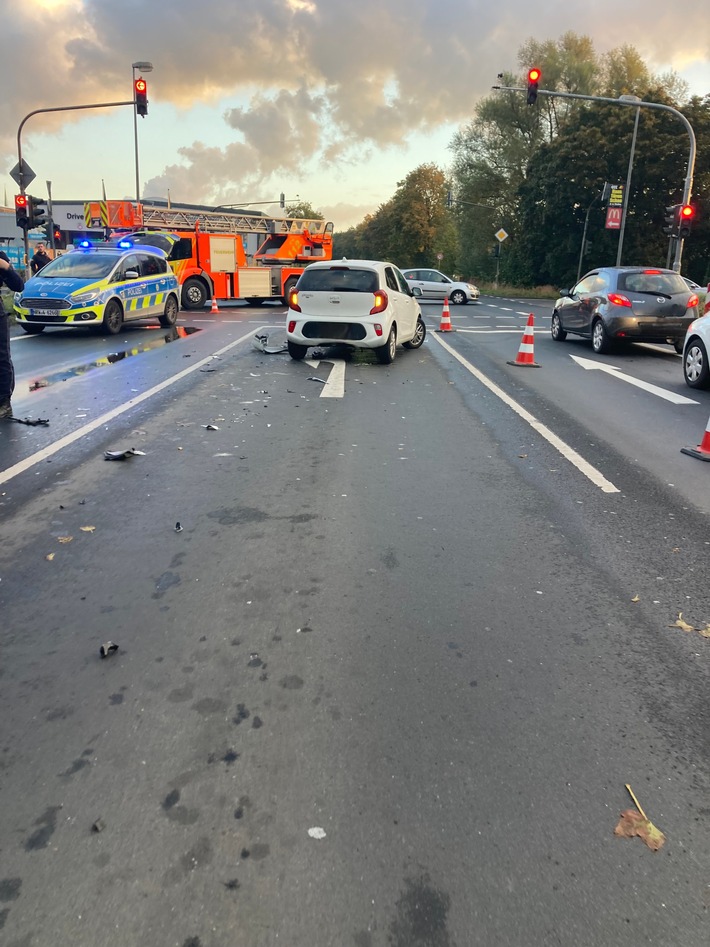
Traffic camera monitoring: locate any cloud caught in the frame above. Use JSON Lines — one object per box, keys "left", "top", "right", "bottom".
{"left": 3, "top": 0, "right": 708, "bottom": 203}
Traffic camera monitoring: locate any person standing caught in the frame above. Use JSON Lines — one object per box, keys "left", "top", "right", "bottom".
{"left": 30, "top": 242, "right": 51, "bottom": 274}
{"left": 0, "top": 251, "right": 24, "bottom": 419}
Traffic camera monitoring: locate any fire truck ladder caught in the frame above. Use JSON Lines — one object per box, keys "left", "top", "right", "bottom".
{"left": 140, "top": 204, "right": 332, "bottom": 237}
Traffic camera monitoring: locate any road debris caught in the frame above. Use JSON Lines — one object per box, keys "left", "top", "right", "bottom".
{"left": 80, "top": 526, "right": 96, "bottom": 533}
{"left": 202, "top": 424, "right": 219, "bottom": 430}
{"left": 7, "top": 416, "right": 49, "bottom": 426}
{"left": 308, "top": 377, "right": 326, "bottom": 384}
{"left": 91, "top": 818, "right": 106, "bottom": 833}
{"left": 669, "top": 611, "right": 710, "bottom": 637}
{"left": 57, "top": 536, "right": 73, "bottom": 544}
{"left": 614, "top": 784, "right": 665, "bottom": 851}
{"left": 308, "top": 827, "right": 327, "bottom": 840}
{"left": 253, "top": 329, "right": 288, "bottom": 354}
{"left": 99, "top": 642, "right": 119, "bottom": 659}
{"left": 104, "top": 448, "right": 146, "bottom": 461}
{"left": 175, "top": 522, "right": 183, "bottom": 532}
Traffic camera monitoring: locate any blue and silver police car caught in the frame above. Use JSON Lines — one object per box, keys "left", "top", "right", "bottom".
{"left": 14, "top": 242, "right": 180, "bottom": 335}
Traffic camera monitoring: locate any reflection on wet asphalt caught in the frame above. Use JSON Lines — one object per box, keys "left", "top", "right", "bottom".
{"left": 28, "top": 326, "right": 201, "bottom": 392}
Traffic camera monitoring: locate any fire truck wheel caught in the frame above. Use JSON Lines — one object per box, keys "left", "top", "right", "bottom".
{"left": 182, "top": 278, "right": 208, "bottom": 310}
{"left": 288, "top": 341, "right": 308, "bottom": 360}
{"left": 282, "top": 277, "right": 298, "bottom": 307}
{"left": 159, "top": 294, "right": 179, "bottom": 327}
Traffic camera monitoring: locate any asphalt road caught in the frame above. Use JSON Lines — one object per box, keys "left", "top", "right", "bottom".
{"left": 1, "top": 299, "right": 709, "bottom": 947}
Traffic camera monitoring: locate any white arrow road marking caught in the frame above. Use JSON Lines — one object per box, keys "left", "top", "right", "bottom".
{"left": 570, "top": 355, "right": 698, "bottom": 405}
{"left": 305, "top": 359, "right": 346, "bottom": 398}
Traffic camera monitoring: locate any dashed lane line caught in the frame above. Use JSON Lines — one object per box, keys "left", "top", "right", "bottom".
{"left": 431, "top": 332, "right": 620, "bottom": 494}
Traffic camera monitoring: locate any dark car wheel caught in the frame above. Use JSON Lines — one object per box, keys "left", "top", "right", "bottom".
{"left": 450, "top": 290, "right": 466, "bottom": 305}
{"left": 591, "top": 318, "right": 612, "bottom": 354}
{"left": 182, "top": 278, "right": 208, "bottom": 310}
{"left": 21, "top": 324, "right": 45, "bottom": 334}
{"left": 403, "top": 316, "right": 426, "bottom": 349}
{"left": 684, "top": 338, "right": 710, "bottom": 389}
{"left": 375, "top": 326, "right": 397, "bottom": 364}
{"left": 551, "top": 311, "right": 567, "bottom": 341}
{"left": 159, "top": 294, "right": 179, "bottom": 327}
{"left": 102, "top": 300, "right": 124, "bottom": 335}
{"left": 287, "top": 340, "right": 308, "bottom": 360}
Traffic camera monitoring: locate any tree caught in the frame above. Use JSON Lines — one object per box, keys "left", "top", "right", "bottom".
{"left": 285, "top": 201, "right": 324, "bottom": 220}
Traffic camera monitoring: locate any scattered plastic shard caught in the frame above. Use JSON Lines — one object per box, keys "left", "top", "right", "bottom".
{"left": 253, "top": 329, "right": 288, "bottom": 354}
{"left": 175, "top": 522, "right": 183, "bottom": 532}
{"left": 104, "top": 448, "right": 145, "bottom": 461}
{"left": 9, "top": 416, "right": 49, "bottom": 426}
{"left": 202, "top": 424, "right": 219, "bottom": 430}
{"left": 91, "top": 818, "right": 105, "bottom": 833}
{"left": 99, "top": 642, "right": 119, "bottom": 659}
{"left": 308, "top": 377, "right": 326, "bottom": 384}
{"left": 308, "top": 826, "right": 326, "bottom": 839}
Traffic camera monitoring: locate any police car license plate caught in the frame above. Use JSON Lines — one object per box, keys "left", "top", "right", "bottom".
{"left": 30, "top": 309, "right": 57, "bottom": 318}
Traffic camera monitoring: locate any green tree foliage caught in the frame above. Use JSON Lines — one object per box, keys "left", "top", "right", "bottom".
{"left": 285, "top": 201, "right": 324, "bottom": 220}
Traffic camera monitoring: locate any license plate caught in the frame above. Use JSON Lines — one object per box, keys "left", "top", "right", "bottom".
{"left": 30, "top": 308, "right": 58, "bottom": 318}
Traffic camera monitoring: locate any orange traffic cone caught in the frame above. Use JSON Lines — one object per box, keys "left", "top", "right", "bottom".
{"left": 507, "top": 313, "right": 540, "bottom": 367}
{"left": 210, "top": 296, "right": 220, "bottom": 314}
{"left": 681, "top": 413, "right": 710, "bottom": 462}
{"left": 436, "top": 296, "right": 454, "bottom": 332}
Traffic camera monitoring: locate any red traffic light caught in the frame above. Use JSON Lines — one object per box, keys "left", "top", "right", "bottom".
{"left": 528, "top": 67, "right": 541, "bottom": 83}
{"left": 680, "top": 204, "right": 694, "bottom": 219}
{"left": 134, "top": 78, "right": 146, "bottom": 94}
{"left": 15, "top": 194, "right": 27, "bottom": 208}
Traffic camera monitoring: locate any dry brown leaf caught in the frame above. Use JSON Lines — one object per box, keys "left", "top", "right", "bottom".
{"left": 45, "top": 553, "right": 55, "bottom": 561}
{"left": 614, "top": 809, "right": 665, "bottom": 851}
{"left": 631, "top": 594, "right": 639, "bottom": 603}
{"left": 57, "top": 536, "right": 73, "bottom": 544}
{"left": 698, "top": 625, "right": 710, "bottom": 638}
{"left": 669, "top": 612, "right": 694, "bottom": 632}
{"left": 80, "top": 526, "right": 96, "bottom": 533}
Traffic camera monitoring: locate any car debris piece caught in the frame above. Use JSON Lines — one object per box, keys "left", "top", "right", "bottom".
{"left": 202, "top": 424, "right": 219, "bottom": 430}
{"left": 91, "top": 818, "right": 105, "bottom": 833}
{"left": 253, "top": 329, "right": 288, "bottom": 354}
{"left": 99, "top": 642, "right": 119, "bottom": 659}
{"left": 175, "top": 522, "right": 183, "bottom": 532}
{"left": 308, "top": 377, "right": 326, "bottom": 384}
{"left": 104, "top": 448, "right": 146, "bottom": 461}
{"left": 7, "top": 416, "right": 49, "bottom": 426}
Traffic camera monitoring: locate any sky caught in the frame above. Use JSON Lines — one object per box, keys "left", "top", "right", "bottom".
{"left": 1, "top": 0, "right": 708, "bottom": 231}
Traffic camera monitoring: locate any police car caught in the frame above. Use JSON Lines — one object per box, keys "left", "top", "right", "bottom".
{"left": 14, "top": 242, "right": 180, "bottom": 335}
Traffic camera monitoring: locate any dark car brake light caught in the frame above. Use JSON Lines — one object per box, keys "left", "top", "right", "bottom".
{"left": 608, "top": 292, "right": 632, "bottom": 308}
{"left": 642, "top": 269, "right": 662, "bottom": 275}
{"left": 288, "top": 290, "right": 301, "bottom": 312}
{"left": 370, "top": 290, "right": 388, "bottom": 315}
{"left": 687, "top": 293, "right": 699, "bottom": 309}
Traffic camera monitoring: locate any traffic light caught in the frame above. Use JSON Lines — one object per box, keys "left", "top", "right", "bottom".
{"left": 42, "top": 220, "right": 53, "bottom": 243}
{"left": 14, "top": 194, "right": 29, "bottom": 228}
{"left": 53, "top": 224, "right": 64, "bottom": 249}
{"left": 678, "top": 204, "right": 695, "bottom": 239}
{"left": 662, "top": 204, "right": 680, "bottom": 237}
{"left": 28, "top": 195, "right": 47, "bottom": 229}
{"left": 279, "top": 192, "right": 285, "bottom": 209}
{"left": 134, "top": 77, "right": 148, "bottom": 117}
{"left": 446, "top": 190, "right": 453, "bottom": 208}
{"left": 527, "top": 67, "right": 541, "bottom": 105}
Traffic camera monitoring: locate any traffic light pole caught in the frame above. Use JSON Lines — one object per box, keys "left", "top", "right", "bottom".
{"left": 16, "top": 100, "right": 135, "bottom": 275}
{"left": 492, "top": 84, "right": 697, "bottom": 273}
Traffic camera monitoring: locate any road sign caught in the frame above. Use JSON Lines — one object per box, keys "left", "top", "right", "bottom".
{"left": 495, "top": 229, "right": 508, "bottom": 242}
{"left": 607, "top": 185, "right": 624, "bottom": 207}
{"left": 436, "top": 252, "right": 443, "bottom": 261}
{"left": 9, "top": 159, "right": 36, "bottom": 189}
{"left": 605, "top": 207, "right": 622, "bottom": 230}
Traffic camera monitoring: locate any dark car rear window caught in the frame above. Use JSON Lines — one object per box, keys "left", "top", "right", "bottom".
{"left": 298, "top": 267, "right": 379, "bottom": 293}
{"left": 619, "top": 271, "right": 689, "bottom": 295}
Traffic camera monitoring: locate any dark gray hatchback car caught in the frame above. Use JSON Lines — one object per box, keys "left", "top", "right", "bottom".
{"left": 551, "top": 267, "right": 700, "bottom": 354}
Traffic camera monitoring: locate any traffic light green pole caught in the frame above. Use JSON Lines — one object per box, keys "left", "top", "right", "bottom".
{"left": 492, "top": 84, "right": 696, "bottom": 273}
{"left": 16, "top": 100, "right": 135, "bottom": 275}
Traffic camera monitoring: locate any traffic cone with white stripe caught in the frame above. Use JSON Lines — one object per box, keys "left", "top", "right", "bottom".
{"left": 681, "top": 413, "right": 710, "bottom": 462}
{"left": 210, "top": 296, "right": 220, "bottom": 314}
{"left": 507, "top": 313, "right": 539, "bottom": 367}
{"left": 436, "top": 296, "right": 454, "bottom": 332}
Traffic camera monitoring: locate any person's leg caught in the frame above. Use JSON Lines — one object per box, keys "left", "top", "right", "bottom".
{"left": 0, "top": 310, "right": 15, "bottom": 417}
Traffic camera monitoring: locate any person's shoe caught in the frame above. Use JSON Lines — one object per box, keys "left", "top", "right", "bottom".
{"left": 0, "top": 399, "right": 13, "bottom": 419}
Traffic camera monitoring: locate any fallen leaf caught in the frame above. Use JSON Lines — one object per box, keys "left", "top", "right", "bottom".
{"left": 614, "top": 809, "right": 665, "bottom": 851}
{"left": 80, "top": 526, "right": 96, "bottom": 533}
{"left": 45, "top": 553, "right": 55, "bottom": 561}
{"left": 698, "top": 625, "right": 710, "bottom": 638}
{"left": 57, "top": 536, "right": 73, "bottom": 544}
{"left": 631, "top": 594, "right": 639, "bottom": 603}
{"left": 669, "top": 611, "right": 694, "bottom": 632}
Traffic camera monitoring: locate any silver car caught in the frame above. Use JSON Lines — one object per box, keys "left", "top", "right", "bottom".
{"left": 402, "top": 268, "right": 480, "bottom": 305}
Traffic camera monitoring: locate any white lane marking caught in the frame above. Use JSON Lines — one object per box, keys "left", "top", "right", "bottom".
{"left": 570, "top": 355, "right": 698, "bottom": 405}
{"left": 431, "top": 333, "right": 620, "bottom": 494}
{"left": 0, "top": 327, "right": 260, "bottom": 487}
{"left": 304, "top": 358, "right": 345, "bottom": 398}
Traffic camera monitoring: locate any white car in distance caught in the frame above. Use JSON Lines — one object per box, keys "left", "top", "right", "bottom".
{"left": 402, "top": 268, "right": 480, "bottom": 304}
{"left": 286, "top": 259, "right": 426, "bottom": 364}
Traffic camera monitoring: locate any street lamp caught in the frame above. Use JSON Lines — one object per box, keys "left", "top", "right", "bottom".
{"left": 132, "top": 61, "right": 153, "bottom": 203}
